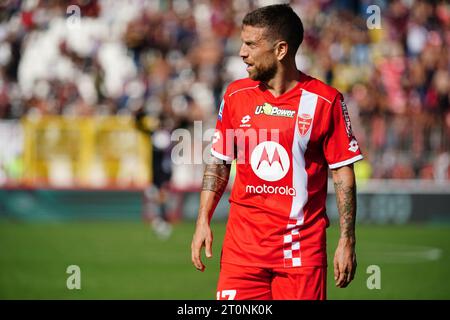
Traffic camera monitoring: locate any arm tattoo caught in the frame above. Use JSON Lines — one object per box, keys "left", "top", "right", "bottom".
{"left": 333, "top": 178, "right": 356, "bottom": 239}
{"left": 202, "top": 162, "right": 231, "bottom": 195}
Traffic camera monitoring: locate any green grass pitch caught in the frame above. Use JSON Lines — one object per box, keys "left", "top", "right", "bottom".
{"left": 0, "top": 221, "right": 449, "bottom": 299}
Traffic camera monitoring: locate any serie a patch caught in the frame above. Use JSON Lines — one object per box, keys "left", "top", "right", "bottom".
{"left": 218, "top": 99, "right": 225, "bottom": 121}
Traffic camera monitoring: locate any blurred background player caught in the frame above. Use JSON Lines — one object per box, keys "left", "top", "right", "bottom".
{"left": 134, "top": 108, "right": 173, "bottom": 239}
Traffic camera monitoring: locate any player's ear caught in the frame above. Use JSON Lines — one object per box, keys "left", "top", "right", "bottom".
{"left": 275, "top": 41, "right": 288, "bottom": 61}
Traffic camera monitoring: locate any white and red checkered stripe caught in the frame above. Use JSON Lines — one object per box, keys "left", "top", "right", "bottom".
{"left": 283, "top": 89, "right": 318, "bottom": 268}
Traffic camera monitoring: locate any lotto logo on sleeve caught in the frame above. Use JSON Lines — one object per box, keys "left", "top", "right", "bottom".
{"left": 212, "top": 130, "right": 221, "bottom": 144}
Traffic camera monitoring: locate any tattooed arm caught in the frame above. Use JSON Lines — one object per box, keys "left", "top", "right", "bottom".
{"left": 331, "top": 164, "right": 357, "bottom": 288}
{"left": 191, "top": 156, "right": 231, "bottom": 271}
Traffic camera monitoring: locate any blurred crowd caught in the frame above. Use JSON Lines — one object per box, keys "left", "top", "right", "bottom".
{"left": 0, "top": 0, "right": 448, "bottom": 185}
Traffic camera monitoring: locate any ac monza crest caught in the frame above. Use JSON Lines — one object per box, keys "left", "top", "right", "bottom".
{"left": 297, "top": 114, "right": 312, "bottom": 136}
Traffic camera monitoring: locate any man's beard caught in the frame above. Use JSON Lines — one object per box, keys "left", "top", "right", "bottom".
{"left": 249, "top": 62, "right": 277, "bottom": 82}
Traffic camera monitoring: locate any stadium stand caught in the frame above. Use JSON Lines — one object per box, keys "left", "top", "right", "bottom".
{"left": 0, "top": 0, "right": 448, "bottom": 189}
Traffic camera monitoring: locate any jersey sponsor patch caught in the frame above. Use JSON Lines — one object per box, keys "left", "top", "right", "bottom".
{"left": 255, "top": 103, "right": 296, "bottom": 118}
{"left": 250, "top": 141, "right": 290, "bottom": 182}
{"left": 340, "top": 99, "right": 353, "bottom": 137}
{"left": 246, "top": 184, "right": 296, "bottom": 196}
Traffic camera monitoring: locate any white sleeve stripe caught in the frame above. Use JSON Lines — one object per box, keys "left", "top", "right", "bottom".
{"left": 329, "top": 154, "right": 364, "bottom": 169}
{"left": 211, "top": 149, "right": 234, "bottom": 162}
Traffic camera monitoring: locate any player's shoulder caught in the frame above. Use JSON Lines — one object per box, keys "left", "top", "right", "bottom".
{"left": 300, "top": 72, "right": 342, "bottom": 105}
{"left": 224, "top": 78, "right": 260, "bottom": 98}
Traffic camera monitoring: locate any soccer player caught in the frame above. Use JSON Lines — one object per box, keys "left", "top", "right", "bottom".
{"left": 134, "top": 109, "right": 173, "bottom": 240}
{"left": 191, "top": 4, "right": 363, "bottom": 300}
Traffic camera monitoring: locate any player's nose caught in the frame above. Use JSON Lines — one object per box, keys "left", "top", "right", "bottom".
{"left": 239, "top": 44, "right": 248, "bottom": 59}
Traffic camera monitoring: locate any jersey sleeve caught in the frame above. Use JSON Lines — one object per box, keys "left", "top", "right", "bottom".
{"left": 211, "top": 95, "right": 235, "bottom": 162}
{"left": 323, "top": 94, "right": 363, "bottom": 169}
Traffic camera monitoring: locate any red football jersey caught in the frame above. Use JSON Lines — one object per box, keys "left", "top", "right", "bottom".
{"left": 211, "top": 72, "right": 363, "bottom": 268}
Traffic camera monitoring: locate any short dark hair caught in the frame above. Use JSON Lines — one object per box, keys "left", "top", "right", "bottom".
{"left": 242, "top": 4, "right": 304, "bottom": 56}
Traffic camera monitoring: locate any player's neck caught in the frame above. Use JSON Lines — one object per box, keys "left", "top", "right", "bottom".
{"left": 263, "top": 65, "right": 300, "bottom": 98}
